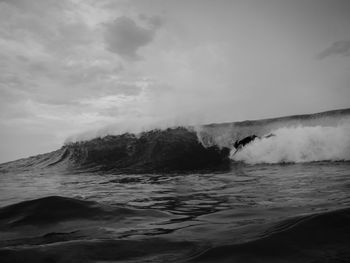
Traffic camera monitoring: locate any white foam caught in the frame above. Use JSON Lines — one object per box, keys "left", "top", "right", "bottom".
{"left": 231, "top": 124, "right": 350, "bottom": 164}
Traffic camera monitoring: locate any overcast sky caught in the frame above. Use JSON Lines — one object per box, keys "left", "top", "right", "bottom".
{"left": 0, "top": 0, "right": 350, "bottom": 162}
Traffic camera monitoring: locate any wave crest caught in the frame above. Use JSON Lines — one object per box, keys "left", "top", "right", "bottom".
{"left": 231, "top": 124, "right": 350, "bottom": 164}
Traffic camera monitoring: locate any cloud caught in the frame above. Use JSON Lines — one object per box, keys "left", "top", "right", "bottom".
{"left": 138, "top": 14, "right": 164, "bottom": 29}
{"left": 104, "top": 16, "right": 159, "bottom": 60}
{"left": 1, "top": 0, "right": 350, "bottom": 163}
{"left": 317, "top": 40, "right": 350, "bottom": 59}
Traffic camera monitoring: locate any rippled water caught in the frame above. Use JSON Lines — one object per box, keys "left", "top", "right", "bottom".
{"left": 1, "top": 162, "right": 350, "bottom": 244}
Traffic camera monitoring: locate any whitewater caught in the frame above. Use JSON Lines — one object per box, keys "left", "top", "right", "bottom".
{"left": 232, "top": 124, "right": 350, "bottom": 164}
{"left": 1, "top": 108, "right": 350, "bottom": 263}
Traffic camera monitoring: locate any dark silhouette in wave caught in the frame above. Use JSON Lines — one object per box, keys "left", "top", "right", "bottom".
{"left": 233, "top": 134, "right": 259, "bottom": 149}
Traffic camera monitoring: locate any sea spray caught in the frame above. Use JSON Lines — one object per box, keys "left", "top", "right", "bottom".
{"left": 195, "top": 110, "right": 350, "bottom": 150}
{"left": 232, "top": 124, "right": 350, "bottom": 164}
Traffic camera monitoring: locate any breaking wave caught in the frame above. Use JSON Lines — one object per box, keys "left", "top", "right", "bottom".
{"left": 231, "top": 124, "right": 350, "bottom": 164}
{"left": 1, "top": 108, "right": 349, "bottom": 173}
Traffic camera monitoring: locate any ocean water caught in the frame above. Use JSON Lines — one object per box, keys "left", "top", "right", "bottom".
{"left": 1, "top": 161, "right": 350, "bottom": 262}
{"left": 1, "top": 110, "right": 350, "bottom": 262}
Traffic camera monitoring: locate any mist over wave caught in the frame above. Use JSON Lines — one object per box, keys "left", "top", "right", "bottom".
{"left": 66, "top": 109, "right": 350, "bottom": 145}
{"left": 65, "top": 118, "right": 201, "bottom": 144}
{"left": 196, "top": 109, "right": 350, "bottom": 149}
{"left": 232, "top": 124, "right": 350, "bottom": 164}
{"left": 1, "top": 109, "right": 349, "bottom": 173}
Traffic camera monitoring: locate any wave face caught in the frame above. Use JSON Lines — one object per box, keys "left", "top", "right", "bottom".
{"left": 0, "top": 127, "right": 229, "bottom": 173}
{"left": 1, "top": 108, "right": 349, "bottom": 172}
{"left": 64, "top": 127, "right": 230, "bottom": 172}
{"left": 232, "top": 124, "right": 350, "bottom": 164}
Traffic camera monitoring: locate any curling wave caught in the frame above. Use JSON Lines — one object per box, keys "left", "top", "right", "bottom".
{"left": 1, "top": 108, "right": 349, "bottom": 173}
{"left": 0, "top": 127, "right": 230, "bottom": 173}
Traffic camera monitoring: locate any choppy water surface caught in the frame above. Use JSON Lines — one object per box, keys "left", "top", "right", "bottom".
{"left": 1, "top": 162, "right": 349, "bottom": 237}
{"left": 1, "top": 162, "right": 350, "bottom": 262}
{"left": 2, "top": 110, "right": 350, "bottom": 262}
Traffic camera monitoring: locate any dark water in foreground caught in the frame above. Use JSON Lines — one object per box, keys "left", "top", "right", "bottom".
{"left": 1, "top": 162, "right": 350, "bottom": 262}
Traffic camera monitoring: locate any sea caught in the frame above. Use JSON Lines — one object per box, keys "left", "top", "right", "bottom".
{"left": 0, "top": 109, "right": 350, "bottom": 262}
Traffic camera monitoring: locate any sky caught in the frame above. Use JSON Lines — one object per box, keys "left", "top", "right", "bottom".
{"left": 0, "top": 0, "right": 350, "bottom": 163}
